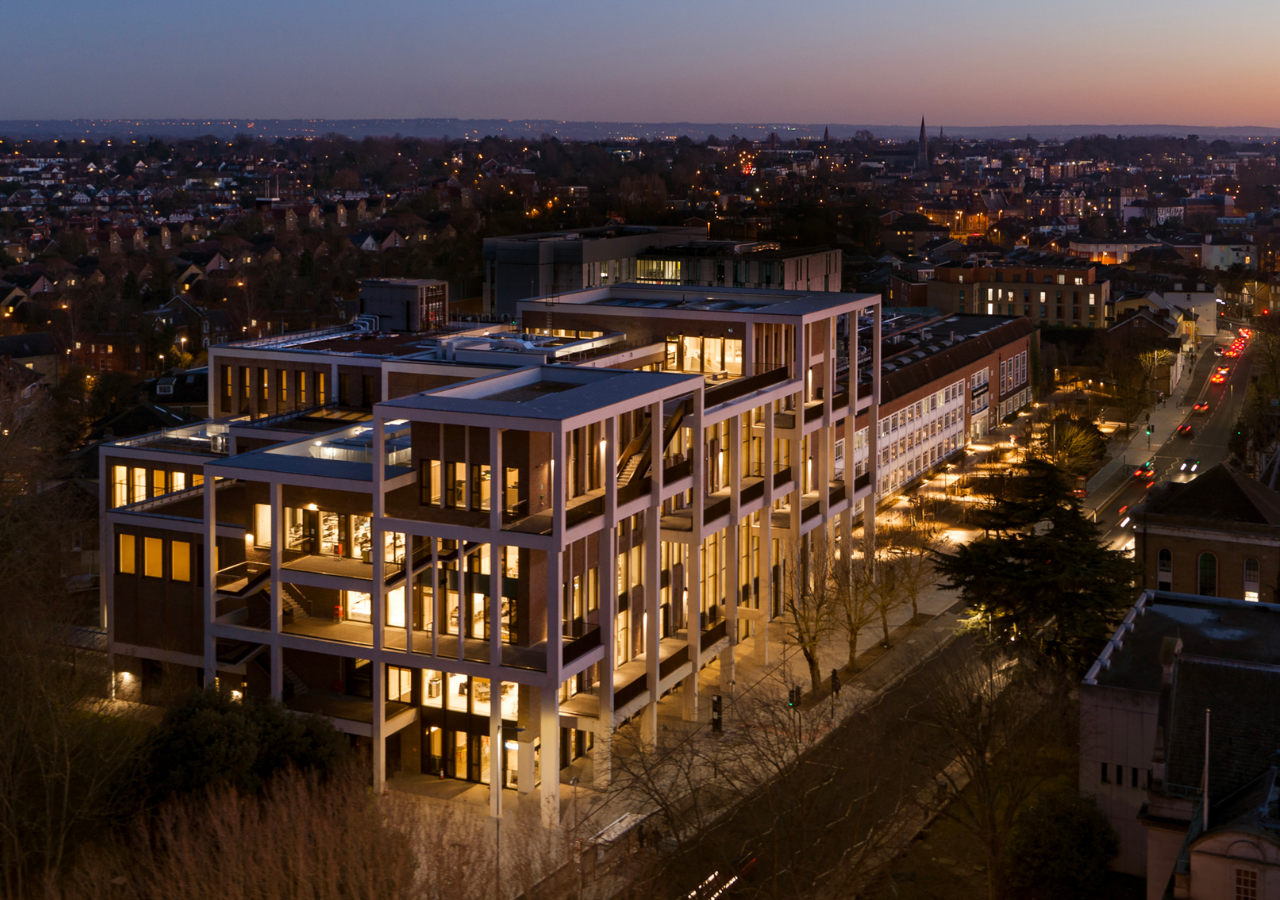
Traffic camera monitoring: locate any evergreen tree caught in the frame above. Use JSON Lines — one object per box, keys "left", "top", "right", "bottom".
{"left": 935, "top": 459, "right": 1137, "bottom": 678}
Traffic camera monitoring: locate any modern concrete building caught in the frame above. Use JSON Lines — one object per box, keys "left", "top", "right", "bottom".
{"left": 481, "top": 225, "right": 705, "bottom": 316}
{"left": 100, "top": 283, "right": 881, "bottom": 827}
{"left": 359, "top": 279, "right": 448, "bottom": 332}
{"left": 633, "top": 242, "right": 841, "bottom": 293}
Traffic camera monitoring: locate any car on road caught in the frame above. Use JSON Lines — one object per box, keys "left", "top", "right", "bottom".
{"left": 1213, "top": 348, "right": 1224, "bottom": 357}
{"left": 1175, "top": 457, "right": 1201, "bottom": 483}
{"left": 1211, "top": 372, "right": 1227, "bottom": 384}
{"left": 1225, "top": 348, "right": 1240, "bottom": 358}
{"left": 1193, "top": 401, "right": 1210, "bottom": 413}
{"left": 1177, "top": 424, "right": 1194, "bottom": 437}
{"left": 1217, "top": 364, "right": 1232, "bottom": 374}
{"left": 1133, "top": 460, "right": 1155, "bottom": 480}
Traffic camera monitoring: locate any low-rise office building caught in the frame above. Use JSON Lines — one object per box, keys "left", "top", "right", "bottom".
{"left": 101, "top": 283, "right": 881, "bottom": 826}
{"left": 855, "top": 311, "right": 1035, "bottom": 502}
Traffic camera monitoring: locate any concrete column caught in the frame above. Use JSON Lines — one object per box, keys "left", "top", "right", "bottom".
{"left": 371, "top": 420, "right": 386, "bottom": 654}
{"left": 539, "top": 683, "right": 561, "bottom": 828}
{"left": 371, "top": 659, "right": 386, "bottom": 793}
{"left": 202, "top": 475, "right": 218, "bottom": 687}
{"left": 865, "top": 303, "right": 882, "bottom": 562}
{"left": 683, "top": 534, "right": 701, "bottom": 722}
{"left": 743, "top": 321, "right": 755, "bottom": 377}
{"left": 599, "top": 523, "right": 616, "bottom": 727}
{"left": 489, "top": 676, "right": 503, "bottom": 818}
{"left": 269, "top": 644, "right": 283, "bottom": 702}
{"left": 641, "top": 507, "right": 661, "bottom": 748}
{"left": 551, "top": 429, "right": 566, "bottom": 540}
{"left": 758, "top": 496, "right": 772, "bottom": 668}
{"left": 518, "top": 684, "right": 538, "bottom": 795}
{"left": 269, "top": 481, "right": 283, "bottom": 635}
{"left": 722, "top": 519, "right": 738, "bottom": 695}
{"left": 592, "top": 729, "right": 611, "bottom": 789}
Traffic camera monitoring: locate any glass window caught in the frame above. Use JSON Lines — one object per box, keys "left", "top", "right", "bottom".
{"left": 423, "top": 670, "right": 443, "bottom": 708}
{"left": 387, "top": 666, "right": 413, "bottom": 703}
{"left": 112, "top": 466, "right": 128, "bottom": 507}
{"left": 704, "top": 337, "right": 723, "bottom": 375}
{"left": 171, "top": 541, "right": 190, "bottom": 582}
{"left": 345, "top": 590, "right": 371, "bottom": 623}
{"left": 118, "top": 533, "right": 136, "bottom": 574}
{"left": 473, "top": 677, "right": 492, "bottom": 718}
{"left": 387, "top": 586, "right": 405, "bottom": 628}
{"left": 131, "top": 468, "right": 146, "bottom": 504}
{"left": 171, "top": 471, "right": 186, "bottom": 492}
{"left": 725, "top": 339, "right": 743, "bottom": 376}
{"left": 143, "top": 537, "right": 163, "bottom": 578}
{"left": 1198, "top": 552, "right": 1217, "bottom": 596}
{"left": 682, "top": 336, "right": 703, "bottom": 373}
{"left": 1244, "top": 557, "right": 1260, "bottom": 602}
{"left": 446, "top": 672, "right": 468, "bottom": 711}
{"left": 254, "top": 504, "right": 272, "bottom": 548}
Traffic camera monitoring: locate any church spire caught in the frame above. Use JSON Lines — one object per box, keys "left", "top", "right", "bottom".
{"left": 917, "top": 116, "right": 929, "bottom": 172}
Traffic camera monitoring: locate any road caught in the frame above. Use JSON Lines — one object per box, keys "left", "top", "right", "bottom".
{"left": 655, "top": 633, "right": 975, "bottom": 899}
{"left": 1091, "top": 341, "right": 1252, "bottom": 549}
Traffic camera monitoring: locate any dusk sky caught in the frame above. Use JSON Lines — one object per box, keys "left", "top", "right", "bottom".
{"left": 7, "top": 0, "right": 1279, "bottom": 126}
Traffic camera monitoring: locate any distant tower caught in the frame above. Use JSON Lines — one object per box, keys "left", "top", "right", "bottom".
{"left": 823, "top": 126, "right": 830, "bottom": 145}
{"left": 916, "top": 117, "right": 929, "bottom": 172}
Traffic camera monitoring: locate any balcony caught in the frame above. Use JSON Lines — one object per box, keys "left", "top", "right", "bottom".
{"left": 804, "top": 401, "right": 824, "bottom": 424}
{"left": 773, "top": 466, "right": 794, "bottom": 490}
{"left": 700, "top": 619, "right": 728, "bottom": 652}
{"left": 280, "top": 549, "right": 397, "bottom": 582}
{"left": 503, "top": 488, "right": 606, "bottom": 536}
{"left": 215, "top": 561, "right": 270, "bottom": 596}
{"left": 739, "top": 476, "right": 765, "bottom": 506}
{"left": 611, "top": 637, "right": 692, "bottom": 713}
{"left": 703, "top": 365, "right": 790, "bottom": 409}
{"left": 563, "top": 627, "right": 602, "bottom": 666}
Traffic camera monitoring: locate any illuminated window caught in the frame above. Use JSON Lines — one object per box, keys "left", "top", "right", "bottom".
{"left": 131, "top": 468, "right": 146, "bottom": 504}
{"left": 1244, "top": 557, "right": 1260, "bottom": 602}
{"left": 152, "top": 469, "right": 166, "bottom": 497}
{"left": 144, "top": 537, "right": 163, "bottom": 578}
{"left": 171, "top": 471, "right": 186, "bottom": 492}
{"left": 112, "top": 465, "right": 128, "bottom": 508}
{"left": 118, "top": 533, "right": 136, "bottom": 574}
{"left": 171, "top": 541, "right": 190, "bottom": 582}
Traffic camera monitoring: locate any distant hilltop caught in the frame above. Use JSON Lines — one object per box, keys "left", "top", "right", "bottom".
{"left": 1, "top": 118, "right": 1278, "bottom": 142}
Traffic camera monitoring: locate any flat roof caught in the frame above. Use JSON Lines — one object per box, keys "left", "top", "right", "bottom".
{"left": 536, "top": 284, "right": 874, "bottom": 319}
{"left": 381, "top": 365, "right": 700, "bottom": 421}
{"left": 1087, "top": 591, "right": 1280, "bottom": 694}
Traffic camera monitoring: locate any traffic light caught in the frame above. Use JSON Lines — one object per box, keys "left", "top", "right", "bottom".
{"left": 787, "top": 687, "right": 801, "bottom": 708}
{"left": 1146, "top": 424, "right": 1154, "bottom": 435}
{"left": 711, "top": 695, "right": 723, "bottom": 732}
{"left": 831, "top": 668, "right": 841, "bottom": 697}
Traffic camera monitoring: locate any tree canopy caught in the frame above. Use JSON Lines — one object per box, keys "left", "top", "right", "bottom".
{"left": 934, "top": 459, "right": 1137, "bottom": 677}
{"left": 143, "top": 691, "right": 349, "bottom": 801}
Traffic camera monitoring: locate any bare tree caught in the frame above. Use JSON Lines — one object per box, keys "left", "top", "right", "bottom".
{"left": 906, "top": 654, "right": 1075, "bottom": 900}
{"left": 881, "top": 524, "right": 937, "bottom": 625}
{"left": 780, "top": 540, "right": 839, "bottom": 693}
{"left": 831, "top": 544, "right": 878, "bottom": 670}
{"left": 608, "top": 687, "right": 912, "bottom": 900}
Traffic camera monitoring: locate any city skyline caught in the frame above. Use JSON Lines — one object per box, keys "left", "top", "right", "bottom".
{"left": 7, "top": 0, "right": 1280, "bottom": 126}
